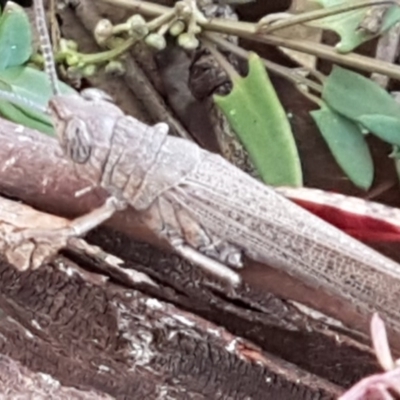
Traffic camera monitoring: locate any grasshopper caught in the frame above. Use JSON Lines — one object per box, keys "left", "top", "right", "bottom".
{"left": 4, "top": 0, "right": 400, "bottom": 343}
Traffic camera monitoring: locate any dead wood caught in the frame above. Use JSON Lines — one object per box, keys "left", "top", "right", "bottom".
{"left": 0, "top": 245, "right": 343, "bottom": 399}
{"left": 0, "top": 354, "right": 113, "bottom": 399}
{"left": 0, "top": 192, "right": 345, "bottom": 399}
{"left": 0, "top": 103, "right": 376, "bottom": 348}
{"left": 0, "top": 0, "right": 392, "bottom": 397}
{"left": 30, "top": 0, "right": 400, "bottom": 344}
{"left": 0, "top": 116, "right": 382, "bottom": 398}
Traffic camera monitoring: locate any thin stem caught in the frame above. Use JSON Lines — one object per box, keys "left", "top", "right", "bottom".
{"left": 99, "top": 0, "right": 168, "bottom": 17}
{"left": 201, "top": 38, "right": 241, "bottom": 82}
{"left": 100, "top": 0, "right": 400, "bottom": 80}
{"left": 304, "top": 68, "right": 326, "bottom": 85}
{"left": 157, "top": 18, "right": 176, "bottom": 36}
{"left": 111, "top": 24, "right": 129, "bottom": 35}
{"left": 66, "top": 10, "right": 176, "bottom": 66}
{"left": 204, "top": 33, "right": 323, "bottom": 93}
{"left": 147, "top": 9, "right": 176, "bottom": 31}
{"left": 260, "top": 0, "right": 399, "bottom": 34}
{"left": 79, "top": 36, "right": 137, "bottom": 64}
{"left": 247, "top": 32, "right": 400, "bottom": 80}
{"left": 296, "top": 86, "right": 324, "bottom": 107}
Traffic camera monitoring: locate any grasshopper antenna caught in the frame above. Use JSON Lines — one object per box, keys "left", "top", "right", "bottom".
{"left": 33, "top": 0, "right": 60, "bottom": 96}
{"left": 0, "top": 89, "right": 48, "bottom": 114}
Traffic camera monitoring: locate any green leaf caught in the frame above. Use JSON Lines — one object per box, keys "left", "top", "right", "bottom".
{"left": 0, "top": 100, "right": 53, "bottom": 134}
{"left": 0, "top": 66, "right": 77, "bottom": 135}
{"left": 322, "top": 66, "right": 400, "bottom": 144}
{"left": 0, "top": 2, "right": 31, "bottom": 70}
{"left": 308, "top": 1, "right": 400, "bottom": 53}
{"left": 214, "top": 52, "right": 302, "bottom": 187}
{"left": 322, "top": 66, "right": 400, "bottom": 119}
{"left": 358, "top": 115, "right": 400, "bottom": 146}
{"left": 311, "top": 106, "right": 374, "bottom": 190}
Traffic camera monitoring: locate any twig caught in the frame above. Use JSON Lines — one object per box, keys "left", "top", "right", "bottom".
{"left": 99, "top": 0, "right": 400, "bottom": 81}
{"left": 259, "top": 0, "right": 399, "bottom": 33}
{"left": 204, "top": 33, "right": 323, "bottom": 93}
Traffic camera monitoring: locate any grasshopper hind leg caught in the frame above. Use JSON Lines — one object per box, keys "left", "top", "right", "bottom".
{"left": 198, "top": 239, "right": 243, "bottom": 269}
{"left": 143, "top": 196, "right": 242, "bottom": 286}
{"left": 172, "top": 243, "right": 241, "bottom": 286}
{"left": 171, "top": 199, "right": 243, "bottom": 269}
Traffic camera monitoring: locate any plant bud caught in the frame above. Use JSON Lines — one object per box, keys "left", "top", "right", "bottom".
{"left": 177, "top": 32, "right": 199, "bottom": 50}
{"left": 82, "top": 64, "right": 97, "bottom": 77}
{"left": 127, "top": 14, "right": 149, "bottom": 38}
{"left": 59, "top": 38, "right": 70, "bottom": 52}
{"left": 105, "top": 60, "right": 126, "bottom": 76}
{"left": 190, "top": 24, "right": 202, "bottom": 35}
{"left": 65, "top": 53, "right": 80, "bottom": 66}
{"left": 169, "top": 20, "right": 185, "bottom": 36}
{"left": 144, "top": 33, "right": 166, "bottom": 50}
{"left": 192, "top": 8, "right": 208, "bottom": 25}
{"left": 94, "top": 19, "right": 113, "bottom": 45}
{"left": 65, "top": 39, "right": 78, "bottom": 51}
{"left": 175, "top": 2, "right": 191, "bottom": 19}
{"left": 66, "top": 66, "right": 83, "bottom": 81}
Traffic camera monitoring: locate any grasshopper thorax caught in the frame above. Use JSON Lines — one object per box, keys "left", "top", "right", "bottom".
{"left": 48, "top": 91, "right": 124, "bottom": 184}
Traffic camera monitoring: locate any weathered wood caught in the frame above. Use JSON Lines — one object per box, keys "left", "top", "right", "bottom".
{"left": 0, "top": 1, "right": 390, "bottom": 394}
{"left": 0, "top": 354, "right": 112, "bottom": 399}
{"left": 0, "top": 196, "right": 344, "bottom": 398}
{"left": 0, "top": 118, "right": 368, "bottom": 339}
{"left": 0, "top": 178, "right": 379, "bottom": 399}
{"left": 0, "top": 250, "right": 343, "bottom": 399}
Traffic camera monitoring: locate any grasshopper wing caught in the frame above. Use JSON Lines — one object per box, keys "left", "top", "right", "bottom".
{"left": 168, "top": 151, "right": 400, "bottom": 327}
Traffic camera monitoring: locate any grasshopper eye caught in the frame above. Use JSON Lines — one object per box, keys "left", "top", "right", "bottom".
{"left": 64, "top": 118, "right": 92, "bottom": 163}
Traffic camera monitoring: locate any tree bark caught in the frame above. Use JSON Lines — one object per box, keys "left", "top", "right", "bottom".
{"left": 0, "top": 0, "right": 389, "bottom": 397}
{"left": 0, "top": 116, "right": 380, "bottom": 399}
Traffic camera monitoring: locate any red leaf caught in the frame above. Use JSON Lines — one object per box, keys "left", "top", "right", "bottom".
{"left": 276, "top": 187, "right": 400, "bottom": 243}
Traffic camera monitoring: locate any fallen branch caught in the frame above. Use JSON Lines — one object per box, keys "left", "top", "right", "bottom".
{"left": 0, "top": 194, "right": 344, "bottom": 398}
{"left": 0, "top": 117, "right": 378, "bottom": 397}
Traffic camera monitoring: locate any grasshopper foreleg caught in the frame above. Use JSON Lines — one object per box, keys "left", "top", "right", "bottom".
{"left": 66, "top": 196, "right": 127, "bottom": 236}
{"left": 6, "top": 196, "right": 126, "bottom": 269}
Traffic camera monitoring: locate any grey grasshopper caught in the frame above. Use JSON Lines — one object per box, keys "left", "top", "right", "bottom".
{"left": 4, "top": 0, "right": 400, "bottom": 345}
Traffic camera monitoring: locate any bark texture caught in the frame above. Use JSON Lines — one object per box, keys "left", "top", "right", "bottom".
{"left": 0, "top": 0, "right": 393, "bottom": 398}
{"left": 0, "top": 118, "right": 381, "bottom": 399}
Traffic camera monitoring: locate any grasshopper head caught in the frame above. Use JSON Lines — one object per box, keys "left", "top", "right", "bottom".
{"left": 48, "top": 89, "right": 124, "bottom": 164}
